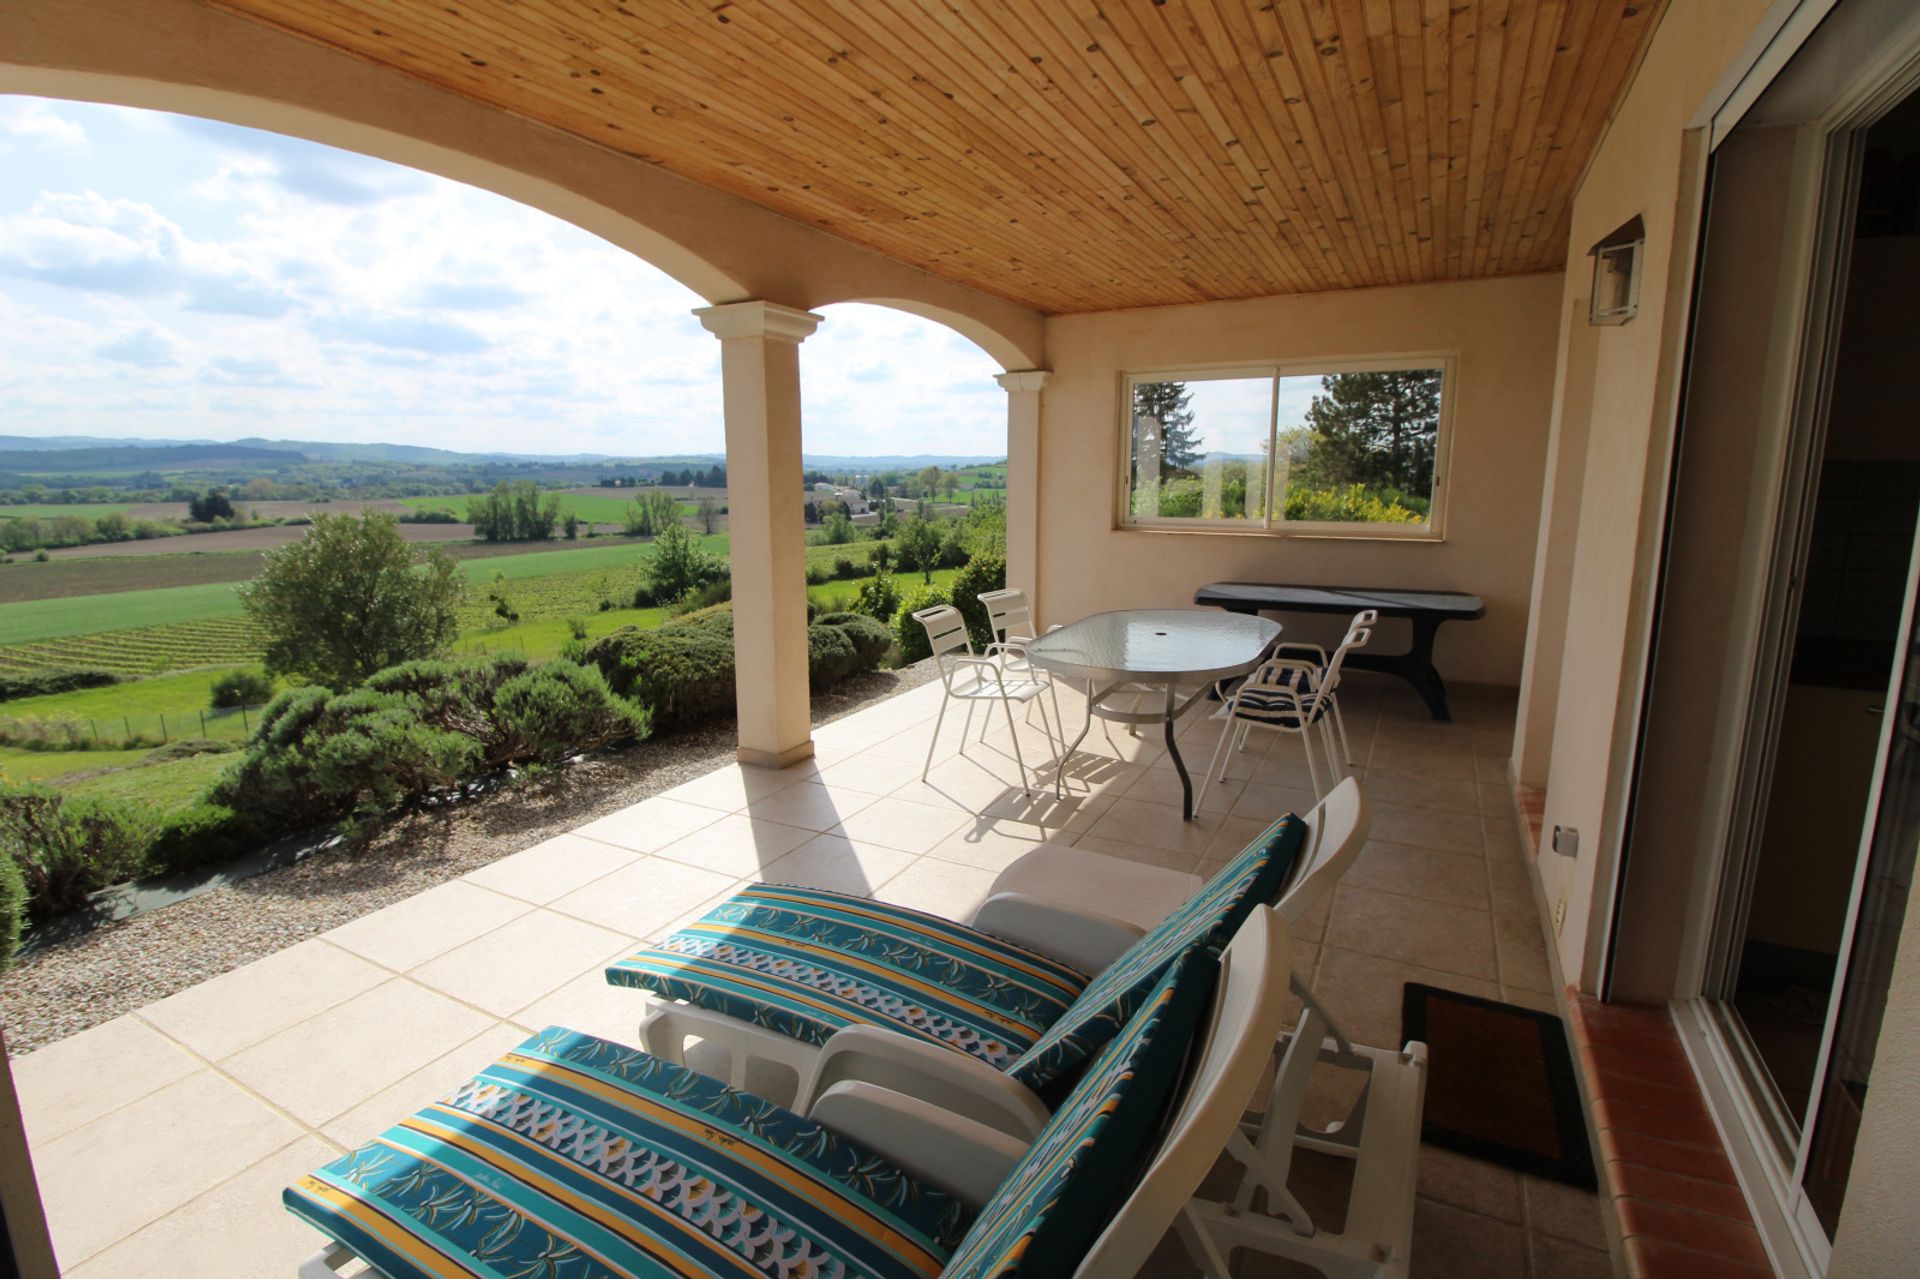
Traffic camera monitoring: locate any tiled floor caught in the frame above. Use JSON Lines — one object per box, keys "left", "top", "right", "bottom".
{"left": 10, "top": 673, "right": 1611, "bottom": 1277}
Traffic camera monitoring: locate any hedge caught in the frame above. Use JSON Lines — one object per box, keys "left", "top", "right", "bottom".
{"left": 0, "top": 784, "right": 153, "bottom": 921}
{"left": 0, "top": 855, "right": 25, "bottom": 972}
{"left": 892, "top": 584, "right": 955, "bottom": 664}
{"left": 585, "top": 624, "right": 735, "bottom": 729}
{"left": 144, "top": 802, "right": 266, "bottom": 877}
{"left": 0, "top": 669, "right": 124, "bottom": 703}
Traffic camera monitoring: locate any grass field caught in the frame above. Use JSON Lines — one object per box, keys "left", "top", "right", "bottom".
{"left": 403, "top": 492, "right": 700, "bottom": 525}
{"left": 0, "top": 669, "right": 264, "bottom": 740}
{"left": 0, "top": 582, "right": 248, "bottom": 648}
{"left": 0, "top": 503, "right": 136, "bottom": 520}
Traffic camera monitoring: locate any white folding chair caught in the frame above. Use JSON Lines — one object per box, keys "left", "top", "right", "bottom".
{"left": 914, "top": 602, "right": 1061, "bottom": 794}
{"left": 975, "top": 586, "right": 1065, "bottom": 734}
{"left": 1197, "top": 612, "right": 1375, "bottom": 806}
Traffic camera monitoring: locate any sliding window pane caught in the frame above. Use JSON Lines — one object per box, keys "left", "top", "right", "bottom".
{"left": 1126, "top": 377, "right": 1272, "bottom": 523}
{"left": 1277, "top": 367, "right": 1442, "bottom": 525}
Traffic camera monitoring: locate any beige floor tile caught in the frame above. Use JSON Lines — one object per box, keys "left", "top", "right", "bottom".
{"left": 1501, "top": 985, "right": 1559, "bottom": 1016}
{"left": 651, "top": 813, "right": 817, "bottom": 876}
{"left": 1311, "top": 945, "right": 1500, "bottom": 1046}
{"left": 222, "top": 979, "right": 496, "bottom": 1126}
{"left": 571, "top": 796, "right": 724, "bottom": 853}
{"left": 978, "top": 785, "right": 1117, "bottom": 832}
{"left": 63, "top": 1136, "right": 341, "bottom": 1279}
{"left": 1493, "top": 910, "right": 1555, "bottom": 995}
{"left": 411, "top": 909, "right": 635, "bottom": 1016}
{"left": 12, "top": 1015, "right": 198, "bottom": 1146}
{"left": 1124, "top": 764, "right": 1243, "bottom": 816}
{"left": 754, "top": 834, "right": 917, "bottom": 895}
{"left": 509, "top": 969, "right": 651, "bottom": 1051}
{"left": 1232, "top": 780, "right": 1321, "bottom": 823}
{"left": 1367, "top": 741, "right": 1479, "bottom": 783}
{"left": 36, "top": 1070, "right": 301, "bottom": 1267}
{"left": 874, "top": 857, "right": 1001, "bottom": 921}
{"left": 659, "top": 763, "right": 808, "bottom": 812}
{"left": 924, "top": 819, "right": 1056, "bottom": 872}
{"left": 1359, "top": 769, "right": 1482, "bottom": 816}
{"left": 460, "top": 832, "right": 640, "bottom": 904}
{"left": 1367, "top": 801, "right": 1488, "bottom": 856}
{"left": 140, "top": 938, "right": 387, "bottom": 1062}
{"left": 738, "top": 780, "right": 878, "bottom": 832}
{"left": 1523, "top": 1176, "right": 1608, "bottom": 1250}
{"left": 1082, "top": 796, "right": 1226, "bottom": 858}
{"left": 1410, "top": 1194, "right": 1529, "bottom": 1279}
{"left": 1070, "top": 833, "right": 1204, "bottom": 874}
{"left": 1289, "top": 890, "right": 1333, "bottom": 944}
{"left": 1326, "top": 885, "right": 1498, "bottom": 981}
{"left": 1415, "top": 1146, "right": 1523, "bottom": 1223}
{"left": 546, "top": 858, "right": 738, "bottom": 937}
{"left": 323, "top": 880, "right": 530, "bottom": 972}
{"left": 1344, "top": 842, "right": 1491, "bottom": 911}
{"left": 827, "top": 796, "right": 973, "bottom": 853}
{"left": 813, "top": 750, "right": 935, "bottom": 795}
{"left": 320, "top": 1021, "right": 530, "bottom": 1149}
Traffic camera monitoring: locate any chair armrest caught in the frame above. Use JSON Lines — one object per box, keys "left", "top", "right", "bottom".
{"left": 807, "top": 1081, "right": 1027, "bottom": 1208}
{"left": 1275, "top": 641, "right": 1330, "bottom": 664}
{"left": 796, "top": 1024, "right": 1052, "bottom": 1141}
{"left": 969, "top": 891, "right": 1147, "bottom": 974}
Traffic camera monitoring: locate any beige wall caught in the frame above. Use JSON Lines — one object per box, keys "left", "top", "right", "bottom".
{"left": 1034, "top": 274, "right": 1561, "bottom": 689}
{"left": 1522, "top": 0, "right": 1781, "bottom": 990}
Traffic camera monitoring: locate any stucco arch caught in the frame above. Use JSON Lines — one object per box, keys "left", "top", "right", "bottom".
{"left": 1, "top": 0, "right": 1046, "bottom": 368}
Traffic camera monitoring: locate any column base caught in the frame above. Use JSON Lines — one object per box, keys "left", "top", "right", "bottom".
{"left": 736, "top": 740, "right": 816, "bottom": 770}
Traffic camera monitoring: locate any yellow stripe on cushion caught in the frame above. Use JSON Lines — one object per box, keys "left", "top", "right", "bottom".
{"left": 290, "top": 1175, "right": 488, "bottom": 1279}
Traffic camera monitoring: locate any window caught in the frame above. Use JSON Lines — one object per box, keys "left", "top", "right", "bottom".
{"left": 1121, "top": 357, "right": 1454, "bottom": 536}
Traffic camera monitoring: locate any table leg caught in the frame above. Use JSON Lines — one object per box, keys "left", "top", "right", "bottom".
{"left": 1055, "top": 679, "right": 1099, "bottom": 800}
{"left": 1404, "top": 617, "right": 1452, "bottom": 722}
{"left": 1163, "top": 683, "right": 1194, "bottom": 822}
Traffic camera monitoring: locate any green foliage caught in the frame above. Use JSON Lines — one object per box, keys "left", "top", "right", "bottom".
{"left": 1293, "top": 369, "right": 1442, "bottom": 500}
{"left": 144, "top": 802, "right": 264, "bottom": 877}
{"left": 490, "top": 662, "right": 649, "bottom": 765}
{"left": 623, "top": 490, "right": 681, "bottom": 536}
{"left": 958, "top": 499, "right": 1007, "bottom": 559}
{"left": 1282, "top": 483, "right": 1425, "bottom": 524}
{"left": 0, "top": 783, "right": 154, "bottom": 919}
{"left": 0, "top": 670, "right": 123, "bottom": 703}
{"left": 892, "top": 583, "right": 955, "bottom": 664}
{"left": 469, "top": 479, "right": 562, "bottom": 541}
{"left": 562, "top": 512, "right": 580, "bottom": 540}
{"left": 0, "top": 853, "right": 23, "bottom": 971}
{"left": 646, "top": 522, "right": 719, "bottom": 605}
{"left": 240, "top": 513, "right": 464, "bottom": 689}
{"left": 815, "top": 612, "right": 892, "bottom": 671}
{"left": 186, "top": 488, "right": 236, "bottom": 523}
{"left": 949, "top": 552, "right": 1007, "bottom": 650}
{"left": 806, "top": 623, "right": 857, "bottom": 690}
{"left": 820, "top": 511, "right": 856, "bottom": 545}
{"left": 896, "top": 516, "right": 944, "bottom": 583}
{"left": 1132, "top": 381, "right": 1202, "bottom": 475}
{"left": 585, "top": 623, "right": 734, "bottom": 729}
{"left": 210, "top": 668, "right": 272, "bottom": 708}
{"left": 853, "top": 569, "right": 903, "bottom": 623}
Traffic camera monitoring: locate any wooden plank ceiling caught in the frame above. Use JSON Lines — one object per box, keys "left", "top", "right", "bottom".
{"left": 207, "top": 0, "right": 1667, "bottom": 313}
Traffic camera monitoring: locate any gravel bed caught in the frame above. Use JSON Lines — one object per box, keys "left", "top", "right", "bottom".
{"left": 0, "top": 660, "right": 941, "bottom": 1056}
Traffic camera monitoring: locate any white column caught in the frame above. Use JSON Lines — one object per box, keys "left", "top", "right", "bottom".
{"left": 996, "top": 369, "right": 1049, "bottom": 620}
{"left": 695, "top": 300, "right": 822, "bottom": 769}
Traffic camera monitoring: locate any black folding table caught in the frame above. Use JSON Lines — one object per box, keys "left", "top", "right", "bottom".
{"left": 1193, "top": 582, "right": 1486, "bottom": 721}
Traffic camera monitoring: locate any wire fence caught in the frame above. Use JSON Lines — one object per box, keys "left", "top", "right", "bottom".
{"left": 0, "top": 701, "right": 271, "bottom": 752}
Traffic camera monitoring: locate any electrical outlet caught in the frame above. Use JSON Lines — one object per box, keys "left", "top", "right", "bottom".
{"left": 1553, "top": 894, "right": 1568, "bottom": 937}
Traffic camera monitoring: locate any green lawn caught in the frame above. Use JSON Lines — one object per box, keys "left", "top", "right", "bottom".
{"left": 404, "top": 493, "right": 699, "bottom": 526}
{"left": 0, "top": 581, "right": 247, "bottom": 646}
{"left": 0, "top": 744, "right": 155, "bottom": 782}
{"left": 455, "top": 606, "right": 673, "bottom": 660}
{"left": 0, "top": 503, "right": 135, "bottom": 520}
{"left": 55, "top": 750, "right": 235, "bottom": 813}
{"left": 0, "top": 668, "right": 263, "bottom": 743}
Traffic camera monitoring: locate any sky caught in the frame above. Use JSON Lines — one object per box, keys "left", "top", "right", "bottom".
{"left": 0, "top": 96, "right": 1008, "bottom": 459}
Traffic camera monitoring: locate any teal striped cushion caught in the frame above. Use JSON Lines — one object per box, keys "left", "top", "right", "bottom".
{"left": 285, "top": 1026, "right": 972, "bottom": 1279}
{"left": 943, "top": 945, "right": 1221, "bottom": 1278}
{"left": 606, "top": 884, "right": 1090, "bottom": 1070}
{"left": 1006, "top": 812, "right": 1303, "bottom": 1090}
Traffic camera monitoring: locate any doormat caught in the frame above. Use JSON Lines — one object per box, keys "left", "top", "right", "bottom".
{"left": 1401, "top": 983, "right": 1597, "bottom": 1189}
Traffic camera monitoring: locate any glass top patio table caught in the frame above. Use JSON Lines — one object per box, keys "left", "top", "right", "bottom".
{"left": 1027, "top": 609, "right": 1282, "bottom": 820}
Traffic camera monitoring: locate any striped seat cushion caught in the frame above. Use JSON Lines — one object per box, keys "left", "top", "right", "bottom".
{"left": 1005, "top": 812, "right": 1302, "bottom": 1091}
{"left": 285, "top": 1026, "right": 972, "bottom": 1279}
{"left": 1231, "top": 672, "right": 1326, "bottom": 726}
{"left": 607, "top": 884, "right": 1091, "bottom": 1071}
{"left": 944, "top": 945, "right": 1221, "bottom": 1278}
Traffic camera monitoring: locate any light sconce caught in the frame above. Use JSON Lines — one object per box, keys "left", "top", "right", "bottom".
{"left": 1588, "top": 215, "right": 1645, "bottom": 325}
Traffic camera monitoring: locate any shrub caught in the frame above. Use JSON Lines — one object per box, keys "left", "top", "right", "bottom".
{"left": 585, "top": 625, "right": 735, "bottom": 729}
{"left": 804, "top": 564, "right": 830, "bottom": 586}
{"left": 0, "top": 669, "right": 123, "bottom": 703}
{"left": 675, "top": 576, "right": 733, "bottom": 614}
{"left": 1281, "top": 483, "right": 1426, "bottom": 524}
{"left": 0, "top": 785, "right": 154, "bottom": 919}
{"left": 807, "top": 623, "right": 858, "bottom": 689}
{"left": 853, "top": 569, "right": 903, "bottom": 623}
{"left": 142, "top": 739, "right": 237, "bottom": 765}
{"left": 816, "top": 612, "right": 892, "bottom": 671}
{"left": 490, "top": 662, "right": 649, "bottom": 765}
{"left": 831, "top": 555, "right": 860, "bottom": 581}
{"left": 949, "top": 552, "right": 1007, "bottom": 650}
{"left": 144, "top": 802, "right": 266, "bottom": 877}
{"left": 210, "top": 668, "right": 272, "bottom": 708}
{"left": 0, "top": 854, "right": 24, "bottom": 971}
{"left": 892, "top": 584, "right": 954, "bottom": 664}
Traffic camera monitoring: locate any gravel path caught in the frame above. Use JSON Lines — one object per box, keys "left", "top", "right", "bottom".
{"left": 0, "top": 660, "right": 940, "bottom": 1056}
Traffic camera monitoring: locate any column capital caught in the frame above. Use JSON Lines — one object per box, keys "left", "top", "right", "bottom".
{"left": 693, "top": 300, "right": 823, "bottom": 344}
{"left": 995, "top": 369, "right": 1051, "bottom": 393}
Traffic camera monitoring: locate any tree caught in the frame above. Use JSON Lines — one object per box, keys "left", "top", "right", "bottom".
{"left": 916, "top": 465, "right": 942, "bottom": 497}
{"left": 188, "top": 487, "right": 236, "bottom": 523}
{"left": 562, "top": 512, "right": 580, "bottom": 540}
{"left": 897, "top": 515, "right": 943, "bottom": 583}
{"left": 940, "top": 472, "right": 961, "bottom": 500}
{"left": 469, "top": 479, "right": 561, "bottom": 541}
{"left": 1131, "top": 381, "right": 1203, "bottom": 476}
{"left": 646, "top": 521, "right": 713, "bottom": 603}
{"left": 624, "top": 490, "right": 680, "bottom": 537}
{"left": 239, "top": 513, "right": 463, "bottom": 689}
{"left": 1294, "top": 370, "right": 1442, "bottom": 497}
{"left": 821, "top": 511, "right": 856, "bottom": 545}
{"left": 696, "top": 495, "right": 720, "bottom": 534}
{"left": 867, "top": 477, "right": 887, "bottom": 502}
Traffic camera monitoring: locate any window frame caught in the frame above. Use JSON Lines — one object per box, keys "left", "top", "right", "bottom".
{"left": 1115, "top": 352, "right": 1459, "bottom": 541}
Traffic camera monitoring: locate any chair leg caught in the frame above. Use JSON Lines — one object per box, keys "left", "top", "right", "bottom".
{"left": 1319, "top": 714, "right": 1346, "bottom": 783}
{"left": 1000, "top": 694, "right": 1032, "bottom": 794}
{"left": 1299, "top": 726, "right": 1322, "bottom": 799}
{"left": 923, "top": 694, "right": 950, "bottom": 782}
{"left": 1196, "top": 713, "right": 1234, "bottom": 813}
{"left": 1331, "top": 695, "right": 1358, "bottom": 768}
{"left": 959, "top": 698, "right": 976, "bottom": 759}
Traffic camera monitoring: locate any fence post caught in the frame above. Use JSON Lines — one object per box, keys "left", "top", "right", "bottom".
{"left": 199, "top": 710, "right": 206, "bottom": 737}
{"left": 160, "top": 714, "right": 167, "bottom": 742}
{"left": 241, "top": 704, "right": 249, "bottom": 733}
{"left": 90, "top": 718, "right": 98, "bottom": 742}
{"left": 124, "top": 716, "right": 131, "bottom": 742}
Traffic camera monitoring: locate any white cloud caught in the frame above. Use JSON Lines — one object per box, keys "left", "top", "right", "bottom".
{"left": 0, "top": 99, "right": 88, "bottom": 152}
{"left": 96, "top": 325, "right": 179, "bottom": 367}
